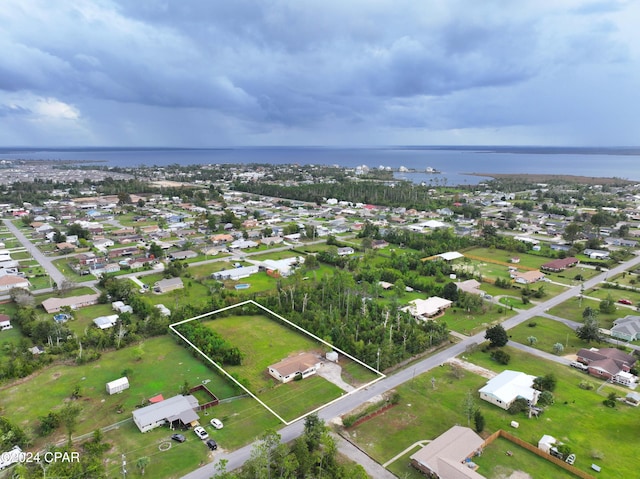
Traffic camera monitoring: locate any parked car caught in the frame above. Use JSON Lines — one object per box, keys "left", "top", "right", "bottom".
{"left": 210, "top": 418, "right": 224, "bottom": 429}
{"left": 193, "top": 426, "right": 209, "bottom": 440}
{"left": 206, "top": 439, "right": 218, "bottom": 450}
{"left": 570, "top": 361, "right": 589, "bottom": 371}
{"left": 618, "top": 299, "right": 633, "bottom": 305}
{"left": 171, "top": 433, "right": 186, "bottom": 443}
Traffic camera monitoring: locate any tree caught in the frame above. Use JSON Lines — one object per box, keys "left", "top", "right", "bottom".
{"left": 538, "top": 390, "right": 555, "bottom": 407}
{"left": 527, "top": 336, "right": 537, "bottom": 346}
{"left": 59, "top": 403, "right": 82, "bottom": 445}
{"left": 603, "top": 392, "right": 617, "bottom": 408}
{"left": 442, "top": 282, "right": 459, "bottom": 301}
{"left": 563, "top": 222, "right": 582, "bottom": 243}
{"left": 490, "top": 349, "right": 511, "bottom": 365}
{"left": 576, "top": 317, "right": 602, "bottom": 343}
{"left": 582, "top": 306, "right": 598, "bottom": 321}
{"left": 599, "top": 294, "right": 617, "bottom": 314}
{"left": 485, "top": 324, "right": 508, "bottom": 348}
{"left": 473, "top": 410, "right": 485, "bottom": 433}
{"left": 552, "top": 343, "right": 564, "bottom": 354}
{"left": 533, "top": 374, "right": 557, "bottom": 392}
{"left": 462, "top": 390, "right": 477, "bottom": 427}
{"left": 136, "top": 456, "right": 150, "bottom": 475}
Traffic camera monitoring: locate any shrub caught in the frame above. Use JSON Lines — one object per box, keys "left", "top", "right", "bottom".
{"left": 578, "top": 380, "right": 595, "bottom": 390}
{"left": 528, "top": 321, "right": 537, "bottom": 328}
{"left": 538, "top": 391, "right": 555, "bottom": 407}
{"left": 490, "top": 349, "right": 511, "bottom": 365}
{"left": 507, "top": 398, "right": 529, "bottom": 415}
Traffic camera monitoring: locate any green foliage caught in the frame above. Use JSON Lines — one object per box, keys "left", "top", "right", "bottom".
{"left": 533, "top": 374, "right": 557, "bottom": 392}
{"left": 175, "top": 321, "right": 244, "bottom": 366}
{"left": 507, "top": 397, "right": 529, "bottom": 415}
{"left": 490, "top": 349, "right": 511, "bottom": 365}
{"left": 38, "top": 411, "right": 61, "bottom": 436}
{"left": 576, "top": 317, "right": 602, "bottom": 343}
{"left": 0, "top": 416, "right": 28, "bottom": 450}
{"left": 538, "top": 390, "right": 555, "bottom": 407}
{"left": 578, "top": 380, "right": 595, "bottom": 390}
{"left": 552, "top": 342, "right": 564, "bottom": 354}
{"left": 599, "top": 294, "right": 617, "bottom": 314}
{"left": 474, "top": 410, "right": 485, "bottom": 433}
{"left": 603, "top": 392, "right": 617, "bottom": 408}
{"left": 485, "top": 325, "right": 509, "bottom": 348}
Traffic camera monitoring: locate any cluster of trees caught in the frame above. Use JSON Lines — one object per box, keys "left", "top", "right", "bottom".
{"left": 213, "top": 414, "right": 368, "bottom": 479}
{"left": 258, "top": 271, "right": 450, "bottom": 370}
{"left": 175, "top": 321, "right": 243, "bottom": 366}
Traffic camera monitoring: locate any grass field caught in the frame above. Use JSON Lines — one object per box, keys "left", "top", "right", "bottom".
{"left": 463, "top": 247, "right": 553, "bottom": 269}
{"left": 546, "top": 297, "right": 621, "bottom": 329}
{"left": 508, "top": 316, "right": 594, "bottom": 356}
{"left": 0, "top": 336, "right": 238, "bottom": 447}
{"left": 201, "top": 314, "right": 346, "bottom": 422}
{"left": 443, "top": 302, "right": 516, "bottom": 335}
{"left": 350, "top": 345, "right": 638, "bottom": 479}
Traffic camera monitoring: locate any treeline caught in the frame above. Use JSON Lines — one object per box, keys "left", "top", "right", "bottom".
{"left": 175, "top": 321, "right": 243, "bottom": 366}
{"left": 232, "top": 179, "right": 463, "bottom": 210}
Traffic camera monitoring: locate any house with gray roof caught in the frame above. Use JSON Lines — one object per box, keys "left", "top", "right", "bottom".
{"left": 611, "top": 315, "right": 640, "bottom": 342}
{"left": 132, "top": 394, "right": 200, "bottom": 433}
{"left": 478, "top": 370, "right": 540, "bottom": 410}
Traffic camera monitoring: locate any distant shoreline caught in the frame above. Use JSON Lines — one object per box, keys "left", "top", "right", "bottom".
{"left": 464, "top": 172, "right": 637, "bottom": 185}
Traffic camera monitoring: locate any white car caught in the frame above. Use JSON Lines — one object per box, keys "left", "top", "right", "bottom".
{"left": 210, "top": 418, "right": 224, "bottom": 429}
{"left": 193, "top": 426, "right": 209, "bottom": 440}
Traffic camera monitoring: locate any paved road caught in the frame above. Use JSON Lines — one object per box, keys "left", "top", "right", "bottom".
{"left": 182, "top": 252, "right": 640, "bottom": 479}
{"left": 3, "top": 219, "right": 66, "bottom": 287}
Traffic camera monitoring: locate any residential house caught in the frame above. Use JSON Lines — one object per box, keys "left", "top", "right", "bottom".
{"left": 511, "top": 270, "right": 545, "bottom": 284}
{"left": 132, "top": 394, "right": 200, "bottom": 433}
{"left": 478, "top": 370, "right": 540, "bottom": 410}
{"left": 169, "top": 250, "right": 198, "bottom": 261}
{"left": 611, "top": 315, "right": 640, "bottom": 342}
{"left": 107, "top": 246, "right": 140, "bottom": 259}
{"left": 260, "top": 236, "right": 284, "bottom": 246}
{"left": 229, "top": 239, "right": 258, "bottom": 249}
{"left": 0, "top": 275, "right": 30, "bottom": 292}
{"left": 371, "top": 239, "right": 389, "bottom": 249}
{"left": 112, "top": 301, "right": 133, "bottom": 314}
{"left": 402, "top": 297, "right": 452, "bottom": 320}
{"left": 337, "top": 247, "right": 355, "bottom": 256}
{"left": 93, "top": 315, "right": 119, "bottom": 330}
{"left": 455, "top": 279, "right": 483, "bottom": 296}
{"left": 268, "top": 352, "right": 322, "bottom": 383}
{"left": 576, "top": 347, "right": 637, "bottom": 386}
{"left": 76, "top": 252, "right": 100, "bottom": 266}
{"left": 153, "top": 277, "right": 184, "bottom": 293}
{"left": 212, "top": 265, "right": 259, "bottom": 281}
{"left": 583, "top": 249, "right": 609, "bottom": 260}
{"left": 541, "top": 257, "right": 579, "bottom": 272}
{"left": 410, "top": 425, "right": 485, "bottom": 479}
{"left": 42, "top": 293, "right": 100, "bottom": 313}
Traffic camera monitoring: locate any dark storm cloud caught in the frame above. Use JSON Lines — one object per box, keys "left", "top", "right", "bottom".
{"left": 0, "top": 0, "right": 638, "bottom": 145}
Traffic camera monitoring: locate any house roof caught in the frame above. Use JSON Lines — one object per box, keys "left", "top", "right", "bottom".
{"left": 410, "top": 426, "right": 485, "bottom": 479}
{"left": 479, "top": 370, "right": 538, "bottom": 403}
{"left": 0, "top": 275, "right": 30, "bottom": 286}
{"left": 269, "top": 352, "right": 319, "bottom": 378}
{"left": 456, "top": 279, "right": 482, "bottom": 295}
{"left": 437, "top": 251, "right": 464, "bottom": 261}
{"left": 41, "top": 293, "right": 100, "bottom": 313}
{"left": 403, "top": 297, "right": 452, "bottom": 318}
{"left": 611, "top": 316, "right": 640, "bottom": 339}
{"left": 578, "top": 348, "right": 636, "bottom": 369}
{"left": 132, "top": 394, "right": 199, "bottom": 429}
{"left": 513, "top": 270, "right": 545, "bottom": 283}
{"left": 541, "top": 257, "right": 578, "bottom": 270}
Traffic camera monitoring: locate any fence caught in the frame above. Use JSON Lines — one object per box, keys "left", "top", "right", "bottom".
{"left": 483, "top": 430, "right": 596, "bottom": 479}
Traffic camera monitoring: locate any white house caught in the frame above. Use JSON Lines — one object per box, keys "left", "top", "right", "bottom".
{"left": 93, "top": 315, "right": 119, "bottom": 330}
{"left": 478, "top": 370, "right": 540, "bottom": 410}
{"left": 402, "top": 297, "right": 452, "bottom": 320}
{"left": 0, "top": 275, "right": 30, "bottom": 292}
{"left": 132, "top": 394, "right": 200, "bottom": 433}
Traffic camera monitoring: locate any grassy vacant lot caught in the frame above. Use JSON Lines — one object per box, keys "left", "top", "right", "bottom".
{"left": 443, "top": 302, "right": 515, "bottom": 335}
{"left": 508, "top": 316, "right": 593, "bottom": 356}
{"left": 464, "top": 247, "right": 552, "bottom": 269}
{"left": 349, "top": 346, "right": 638, "bottom": 479}
{"left": 203, "top": 314, "right": 350, "bottom": 422}
{"left": 547, "top": 297, "right": 620, "bottom": 329}
{"left": 0, "top": 336, "right": 237, "bottom": 447}
{"left": 585, "top": 285, "right": 640, "bottom": 307}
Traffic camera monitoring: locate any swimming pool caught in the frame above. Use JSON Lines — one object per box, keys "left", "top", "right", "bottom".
{"left": 235, "top": 283, "right": 250, "bottom": 290}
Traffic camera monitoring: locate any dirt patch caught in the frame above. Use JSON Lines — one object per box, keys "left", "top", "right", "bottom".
{"left": 446, "top": 358, "right": 497, "bottom": 379}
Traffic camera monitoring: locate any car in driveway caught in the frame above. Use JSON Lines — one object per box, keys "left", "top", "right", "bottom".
{"left": 206, "top": 439, "right": 218, "bottom": 450}
{"left": 193, "top": 426, "right": 209, "bottom": 440}
{"left": 618, "top": 299, "right": 633, "bottom": 305}
{"left": 210, "top": 418, "right": 224, "bottom": 429}
{"left": 171, "top": 433, "right": 186, "bottom": 443}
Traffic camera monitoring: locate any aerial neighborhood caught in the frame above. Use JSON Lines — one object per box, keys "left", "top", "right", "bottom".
{"left": 2, "top": 161, "right": 640, "bottom": 478}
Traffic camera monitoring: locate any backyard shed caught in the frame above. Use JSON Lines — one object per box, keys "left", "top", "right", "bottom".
{"left": 106, "top": 376, "right": 130, "bottom": 395}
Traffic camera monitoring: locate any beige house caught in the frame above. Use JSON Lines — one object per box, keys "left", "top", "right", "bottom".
{"left": 410, "top": 425, "right": 485, "bottom": 478}
{"left": 268, "top": 353, "right": 322, "bottom": 383}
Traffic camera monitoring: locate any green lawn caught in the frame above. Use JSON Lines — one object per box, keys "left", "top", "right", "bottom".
{"left": 200, "top": 314, "right": 345, "bottom": 421}
{"left": 547, "top": 297, "right": 620, "bottom": 329}
{"left": 508, "top": 316, "right": 593, "bottom": 356}
{"left": 443, "top": 303, "right": 516, "bottom": 335}
{"left": 0, "top": 336, "right": 238, "bottom": 446}
{"left": 474, "top": 436, "right": 576, "bottom": 479}
{"left": 464, "top": 247, "right": 554, "bottom": 269}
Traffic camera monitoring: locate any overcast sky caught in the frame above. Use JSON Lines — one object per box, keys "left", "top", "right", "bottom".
{"left": 1, "top": 0, "right": 638, "bottom": 147}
